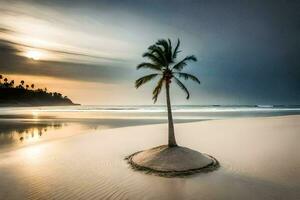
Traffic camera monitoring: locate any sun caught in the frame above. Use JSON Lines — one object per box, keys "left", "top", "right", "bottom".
{"left": 26, "top": 50, "right": 42, "bottom": 60}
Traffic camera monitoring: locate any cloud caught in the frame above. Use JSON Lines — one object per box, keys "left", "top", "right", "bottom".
{"left": 0, "top": 1, "right": 141, "bottom": 65}
{"left": 0, "top": 38, "right": 128, "bottom": 63}
{"left": 0, "top": 41, "right": 135, "bottom": 83}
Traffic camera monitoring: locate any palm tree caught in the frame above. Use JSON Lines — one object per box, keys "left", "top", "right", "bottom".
{"left": 0, "top": 75, "right": 3, "bottom": 84}
{"left": 20, "top": 80, "right": 25, "bottom": 89}
{"left": 3, "top": 77, "right": 8, "bottom": 88}
{"left": 4, "top": 78, "right": 8, "bottom": 86}
{"left": 10, "top": 80, "right": 14, "bottom": 88}
{"left": 26, "top": 85, "right": 29, "bottom": 90}
{"left": 135, "top": 39, "right": 200, "bottom": 147}
{"left": 31, "top": 84, "right": 34, "bottom": 90}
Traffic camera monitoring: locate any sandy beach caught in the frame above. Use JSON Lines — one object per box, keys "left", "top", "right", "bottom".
{"left": 0, "top": 115, "right": 299, "bottom": 200}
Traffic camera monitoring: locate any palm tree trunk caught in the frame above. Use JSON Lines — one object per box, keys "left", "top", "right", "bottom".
{"left": 166, "top": 81, "right": 178, "bottom": 147}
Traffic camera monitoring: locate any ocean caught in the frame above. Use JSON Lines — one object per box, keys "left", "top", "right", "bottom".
{"left": 0, "top": 105, "right": 299, "bottom": 151}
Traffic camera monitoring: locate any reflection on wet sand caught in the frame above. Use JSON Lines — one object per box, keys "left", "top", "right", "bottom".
{"left": 0, "top": 118, "right": 199, "bottom": 153}
{"left": 0, "top": 121, "right": 65, "bottom": 150}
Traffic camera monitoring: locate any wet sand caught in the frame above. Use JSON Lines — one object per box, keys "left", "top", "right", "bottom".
{"left": 0, "top": 115, "right": 299, "bottom": 200}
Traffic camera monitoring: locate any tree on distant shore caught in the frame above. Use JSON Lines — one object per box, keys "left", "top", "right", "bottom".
{"left": 10, "top": 80, "right": 14, "bottom": 88}
{"left": 4, "top": 78, "right": 8, "bottom": 87}
{"left": 0, "top": 74, "right": 71, "bottom": 103}
{"left": 135, "top": 38, "right": 200, "bottom": 147}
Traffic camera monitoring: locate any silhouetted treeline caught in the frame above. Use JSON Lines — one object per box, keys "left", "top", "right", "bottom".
{"left": 0, "top": 75, "right": 77, "bottom": 106}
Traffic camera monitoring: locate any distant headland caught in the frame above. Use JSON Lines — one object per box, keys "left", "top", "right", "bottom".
{"left": 0, "top": 75, "right": 78, "bottom": 107}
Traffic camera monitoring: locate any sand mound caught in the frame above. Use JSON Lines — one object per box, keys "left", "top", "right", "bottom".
{"left": 127, "top": 145, "right": 218, "bottom": 177}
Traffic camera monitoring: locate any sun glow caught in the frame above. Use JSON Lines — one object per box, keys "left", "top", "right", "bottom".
{"left": 32, "top": 111, "right": 39, "bottom": 118}
{"left": 26, "top": 50, "right": 42, "bottom": 60}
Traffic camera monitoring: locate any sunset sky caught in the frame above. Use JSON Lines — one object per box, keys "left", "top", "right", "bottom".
{"left": 0, "top": 0, "right": 299, "bottom": 105}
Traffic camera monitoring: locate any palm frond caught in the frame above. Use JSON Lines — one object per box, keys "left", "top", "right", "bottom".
{"left": 167, "top": 39, "right": 173, "bottom": 62}
{"left": 174, "top": 72, "right": 200, "bottom": 84}
{"left": 148, "top": 45, "right": 167, "bottom": 66}
{"left": 142, "top": 52, "right": 164, "bottom": 66}
{"left": 152, "top": 77, "right": 164, "bottom": 103}
{"left": 135, "top": 73, "right": 159, "bottom": 88}
{"left": 155, "top": 39, "right": 169, "bottom": 53}
{"left": 172, "top": 55, "right": 197, "bottom": 71}
{"left": 155, "top": 39, "right": 172, "bottom": 62}
{"left": 174, "top": 77, "right": 190, "bottom": 99}
{"left": 137, "top": 62, "right": 162, "bottom": 71}
{"left": 173, "top": 39, "right": 181, "bottom": 58}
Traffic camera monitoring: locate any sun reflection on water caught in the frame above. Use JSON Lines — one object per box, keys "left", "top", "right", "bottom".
{"left": 24, "top": 145, "right": 44, "bottom": 162}
{"left": 32, "top": 111, "right": 39, "bottom": 118}
{"left": 25, "top": 129, "right": 41, "bottom": 143}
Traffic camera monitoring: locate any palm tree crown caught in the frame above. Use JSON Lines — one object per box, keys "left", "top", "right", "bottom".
{"left": 135, "top": 38, "right": 200, "bottom": 102}
{"left": 135, "top": 38, "right": 200, "bottom": 147}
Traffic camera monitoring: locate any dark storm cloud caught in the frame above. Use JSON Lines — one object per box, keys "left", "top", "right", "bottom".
{"left": 0, "top": 42, "right": 134, "bottom": 83}
{"left": 0, "top": 27, "right": 15, "bottom": 34}
{"left": 1, "top": 39, "right": 127, "bottom": 63}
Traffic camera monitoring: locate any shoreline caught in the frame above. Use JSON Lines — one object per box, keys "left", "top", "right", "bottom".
{"left": 0, "top": 114, "right": 298, "bottom": 153}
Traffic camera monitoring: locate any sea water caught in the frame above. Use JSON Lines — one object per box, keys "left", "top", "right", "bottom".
{"left": 0, "top": 105, "right": 299, "bottom": 151}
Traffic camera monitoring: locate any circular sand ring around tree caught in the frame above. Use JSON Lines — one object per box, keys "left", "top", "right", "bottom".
{"left": 126, "top": 145, "right": 219, "bottom": 177}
